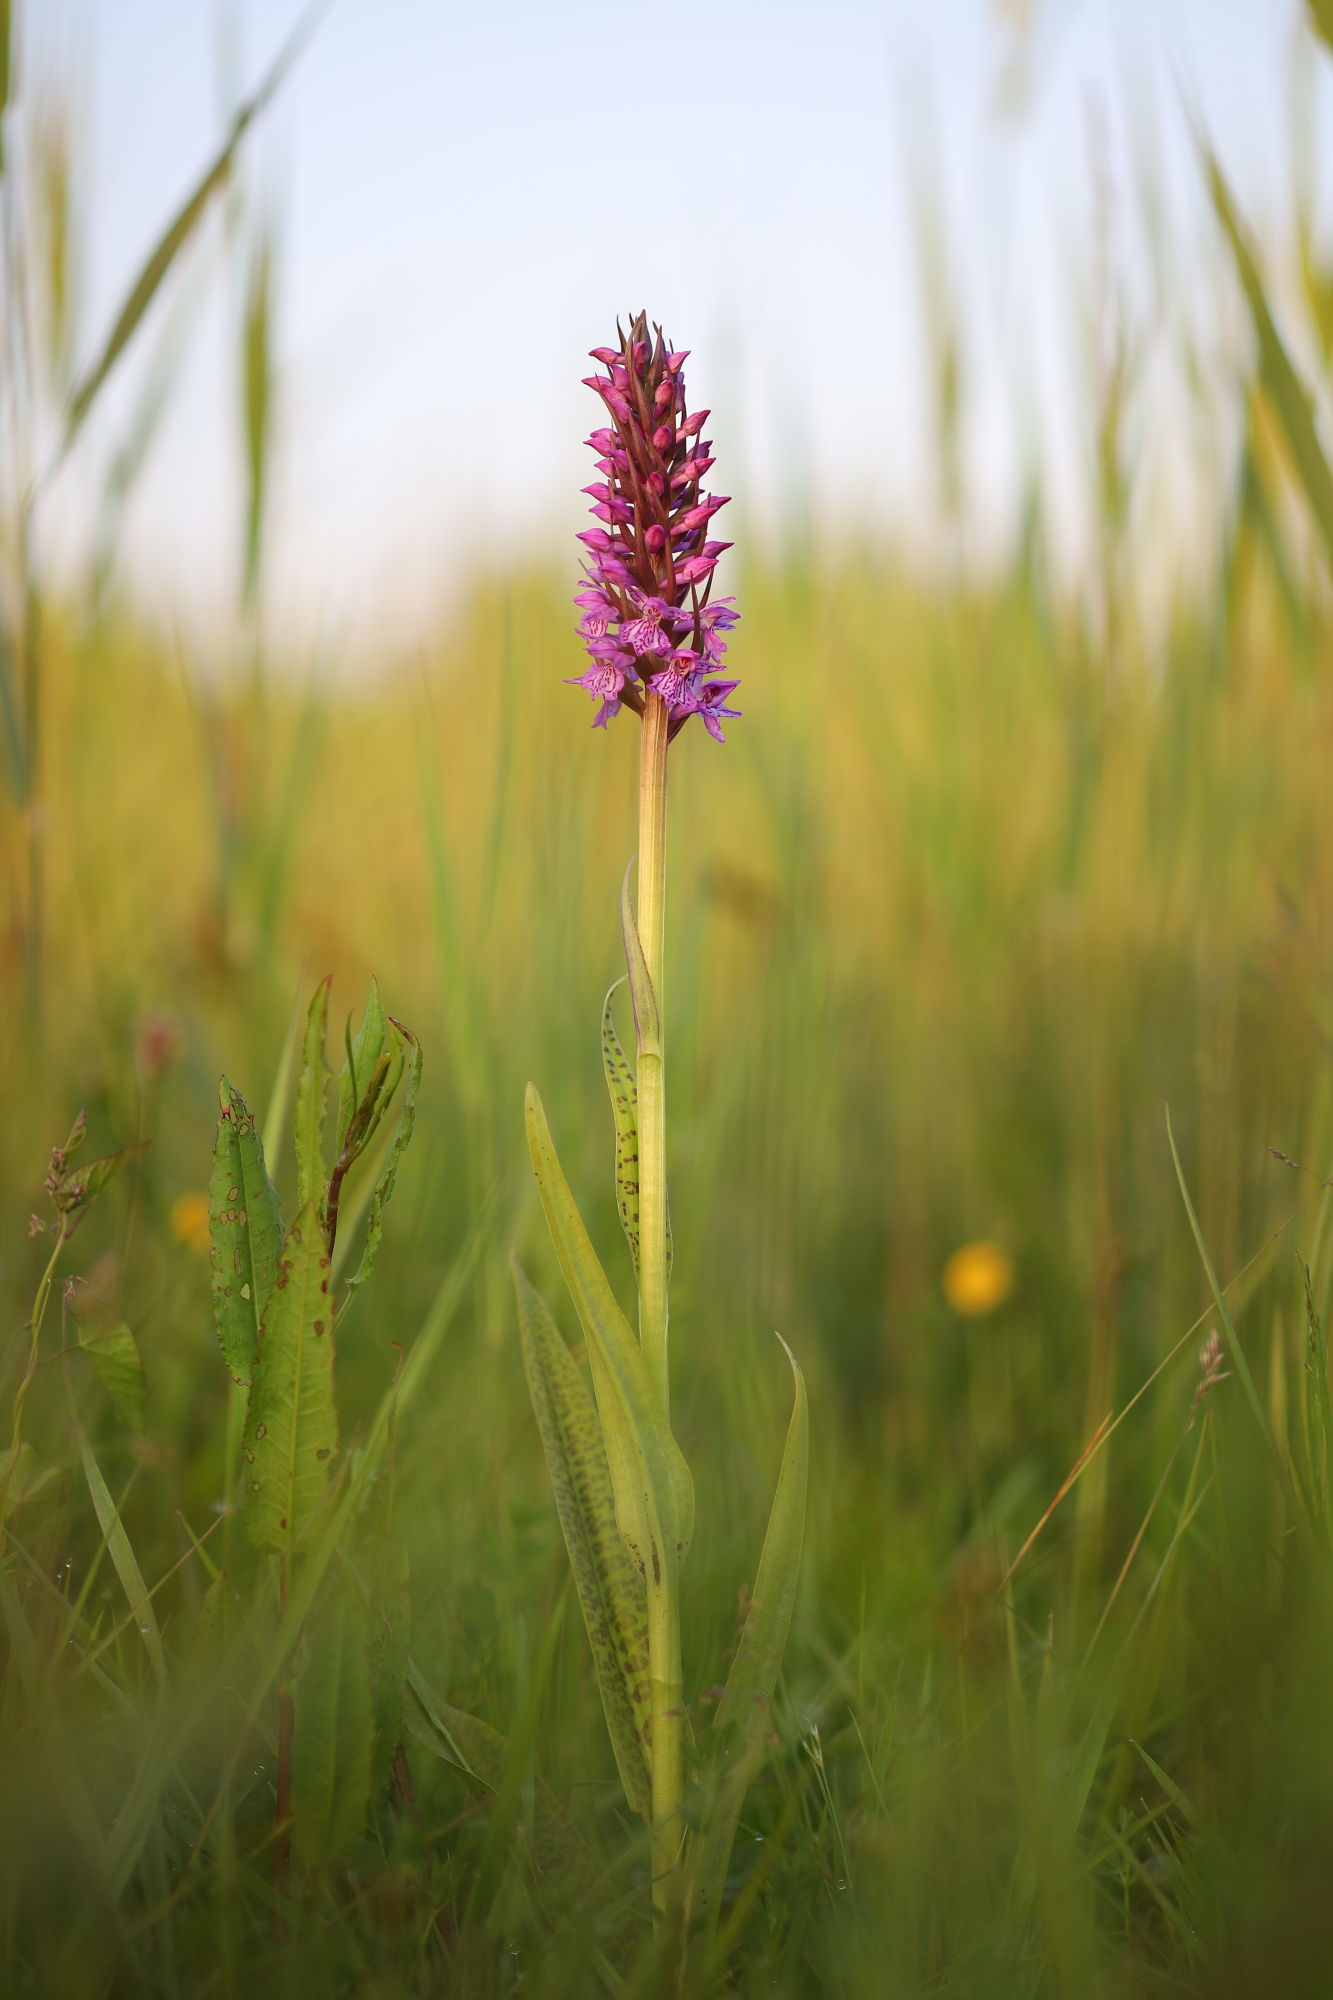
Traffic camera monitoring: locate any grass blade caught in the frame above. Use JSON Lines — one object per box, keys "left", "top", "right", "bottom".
{"left": 514, "top": 1257, "right": 652, "bottom": 1818}
{"left": 691, "top": 1336, "right": 808, "bottom": 1935}
{"left": 243, "top": 1199, "right": 338, "bottom": 1555}
{"left": 1205, "top": 147, "right": 1333, "bottom": 571}
{"left": 292, "top": 1573, "right": 374, "bottom": 1865}
{"left": 210, "top": 1076, "right": 284, "bottom": 1386}
{"left": 62, "top": 1, "right": 327, "bottom": 449}
{"left": 68, "top": 1390, "right": 165, "bottom": 1688}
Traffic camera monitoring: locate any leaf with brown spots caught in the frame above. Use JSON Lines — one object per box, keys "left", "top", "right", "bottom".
{"left": 209, "top": 1076, "right": 284, "bottom": 1385}
{"left": 243, "top": 1199, "right": 339, "bottom": 1555}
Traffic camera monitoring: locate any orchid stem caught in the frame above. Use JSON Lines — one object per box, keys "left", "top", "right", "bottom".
{"left": 637, "top": 690, "right": 670, "bottom": 1421}
{"left": 636, "top": 688, "right": 683, "bottom": 1924}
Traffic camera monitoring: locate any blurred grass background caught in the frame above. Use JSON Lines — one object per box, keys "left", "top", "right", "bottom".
{"left": 8, "top": 7, "right": 1333, "bottom": 1996}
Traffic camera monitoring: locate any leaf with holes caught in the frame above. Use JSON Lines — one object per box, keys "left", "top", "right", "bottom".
{"left": 242, "top": 1200, "right": 339, "bottom": 1556}
{"left": 209, "top": 1076, "right": 284, "bottom": 1385}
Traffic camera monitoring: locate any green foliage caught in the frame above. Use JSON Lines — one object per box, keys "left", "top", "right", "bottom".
{"left": 525, "top": 1084, "right": 694, "bottom": 1585}
{"left": 292, "top": 1574, "right": 375, "bottom": 1865}
{"left": 68, "top": 1283, "right": 145, "bottom": 1431}
{"left": 514, "top": 1257, "right": 652, "bottom": 1818}
{"left": 208, "top": 1076, "right": 283, "bottom": 1384}
{"left": 243, "top": 1198, "right": 338, "bottom": 1555}
{"left": 295, "top": 974, "right": 332, "bottom": 1221}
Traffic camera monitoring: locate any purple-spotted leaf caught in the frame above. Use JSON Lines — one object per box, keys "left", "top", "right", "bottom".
{"left": 243, "top": 1200, "right": 339, "bottom": 1556}
{"left": 601, "top": 979, "right": 671, "bottom": 1286}
{"left": 514, "top": 1258, "right": 652, "bottom": 1819}
{"left": 209, "top": 1076, "right": 284, "bottom": 1386}
{"left": 524, "top": 1085, "right": 692, "bottom": 1585}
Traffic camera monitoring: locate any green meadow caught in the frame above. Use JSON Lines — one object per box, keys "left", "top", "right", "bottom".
{"left": 8, "top": 19, "right": 1333, "bottom": 2000}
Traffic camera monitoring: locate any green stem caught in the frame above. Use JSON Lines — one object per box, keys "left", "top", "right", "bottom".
{"left": 635, "top": 691, "right": 683, "bottom": 1925}
{"left": 0, "top": 1217, "right": 69, "bottom": 1518}
{"left": 637, "top": 692, "right": 669, "bottom": 1421}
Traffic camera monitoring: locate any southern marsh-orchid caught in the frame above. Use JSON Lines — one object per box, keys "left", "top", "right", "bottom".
{"left": 518, "top": 312, "right": 807, "bottom": 1951}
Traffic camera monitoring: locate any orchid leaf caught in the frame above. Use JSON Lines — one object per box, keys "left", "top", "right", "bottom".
{"left": 524, "top": 1085, "right": 693, "bottom": 1584}
{"left": 209, "top": 1076, "right": 284, "bottom": 1385}
{"left": 690, "top": 1335, "right": 808, "bottom": 1937}
{"left": 243, "top": 1199, "right": 338, "bottom": 1556}
{"left": 69, "top": 1284, "right": 145, "bottom": 1431}
{"left": 514, "top": 1258, "right": 652, "bottom": 1819}
{"left": 295, "top": 976, "right": 331, "bottom": 1222}
{"left": 343, "top": 1021, "right": 422, "bottom": 1305}
{"left": 601, "top": 980, "right": 641, "bottom": 1280}
{"left": 619, "top": 861, "right": 661, "bottom": 1059}
{"left": 601, "top": 981, "right": 673, "bottom": 1285}
{"left": 292, "top": 1573, "right": 374, "bottom": 1865}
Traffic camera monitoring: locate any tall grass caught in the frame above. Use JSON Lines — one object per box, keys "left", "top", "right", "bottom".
{"left": 2, "top": 518, "right": 1333, "bottom": 1988}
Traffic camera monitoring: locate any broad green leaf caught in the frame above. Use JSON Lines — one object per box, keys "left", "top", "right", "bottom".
{"left": 71, "top": 1413, "right": 165, "bottom": 1687}
{"left": 691, "top": 1336, "right": 808, "bottom": 1936}
{"left": 524, "top": 1085, "right": 693, "bottom": 1583}
{"left": 514, "top": 1259, "right": 652, "bottom": 1819}
{"left": 69, "top": 1284, "right": 145, "bottom": 1430}
{"left": 295, "top": 975, "right": 332, "bottom": 1221}
{"left": 1207, "top": 150, "right": 1333, "bottom": 571}
{"left": 342, "top": 1022, "right": 423, "bottom": 1305}
{"left": 337, "top": 978, "right": 388, "bottom": 1155}
{"left": 369, "top": 1545, "right": 411, "bottom": 1792}
{"left": 209, "top": 1076, "right": 284, "bottom": 1385}
{"left": 62, "top": 3, "right": 324, "bottom": 448}
{"left": 293, "top": 1576, "right": 374, "bottom": 1865}
{"left": 243, "top": 1200, "right": 339, "bottom": 1555}
{"left": 79, "top": 1141, "right": 148, "bottom": 1205}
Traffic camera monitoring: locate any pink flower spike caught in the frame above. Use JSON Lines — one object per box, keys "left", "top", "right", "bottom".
{"left": 575, "top": 311, "right": 739, "bottom": 739}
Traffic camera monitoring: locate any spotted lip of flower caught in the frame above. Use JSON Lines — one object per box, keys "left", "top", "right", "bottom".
{"left": 572, "top": 310, "right": 740, "bottom": 741}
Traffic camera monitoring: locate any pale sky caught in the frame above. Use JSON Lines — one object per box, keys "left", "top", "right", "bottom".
{"left": 19, "top": 0, "right": 1323, "bottom": 657}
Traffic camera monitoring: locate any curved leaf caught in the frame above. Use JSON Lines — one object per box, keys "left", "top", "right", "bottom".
{"left": 524, "top": 1085, "right": 693, "bottom": 1581}
{"left": 70, "top": 1285, "right": 145, "bottom": 1431}
{"left": 514, "top": 1258, "right": 652, "bottom": 1818}
{"left": 601, "top": 981, "right": 671, "bottom": 1284}
{"left": 209, "top": 1076, "right": 284, "bottom": 1385}
{"left": 342, "top": 1020, "right": 422, "bottom": 1305}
